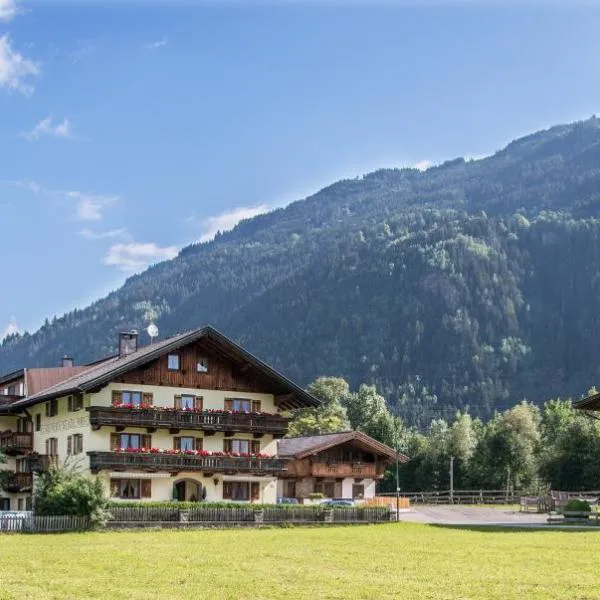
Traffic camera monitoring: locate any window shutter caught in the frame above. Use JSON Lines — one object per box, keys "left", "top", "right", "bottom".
{"left": 67, "top": 396, "right": 73, "bottom": 412}
{"left": 173, "top": 437, "right": 181, "bottom": 450}
{"left": 111, "top": 390, "right": 122, "bottom": 407}
{"left": 141, "top": 480, "right": 152, "bottom": 498}
{"left": 67, "top": 435, "right": 72, "bottom": 455}
{"left": 45, "top": 438, "right": 50, "bottom": 455}
{"left": 223, "top": 439, "right": 233, "bottom": 454}
{"left": 251, "top": 482, "right": 260, "bottom": 501}
{"left": 223, "top": 482, "right": 232, "bottom": 500}
{"left": 251, "top": 400, "right": 261, "bottom": 413}
{"left": 45, "top": 402, "right": 50, "bottom": 417}
{"left": 110, "top": 433, "right": 121, "bottom": 451}
{"left": 195, "top": 438, "right": 203, "bottom": 451}
{"left": 174, "top": 395, "right": 182, "bottom": 410}
{"left": 142, "top": 434, "right": 152, "bottom": 449}
{"left": 224, "top": 398, "right": 233, "bottom": 411}
{"left": 195, "top": 396, "right": 203, "bottom": 411}
{"left": 251, "top": 440, "right": 261, "bottom": 455}
{"left": 142, "top": 392, "right": 153, "bottom": 406}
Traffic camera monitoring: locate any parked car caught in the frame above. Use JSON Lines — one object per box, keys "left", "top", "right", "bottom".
{"left": 320, "top": 499, "right": 355, "bottom": 507}
{"left": 276, "top": 497, "right": 299, "bottom": 504}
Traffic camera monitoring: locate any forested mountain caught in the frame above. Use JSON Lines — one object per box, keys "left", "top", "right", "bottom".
{"left": 4, "top": 117, "right": 600, "bottom": 426}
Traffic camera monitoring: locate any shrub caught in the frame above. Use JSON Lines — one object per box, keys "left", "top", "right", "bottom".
{"left": 564, "top": 499, "right": 592, "bottom": 513}
{"left": 308, "top": 493, "right": 325, "bottom": 500}
{"left": 34, "top": 460, "right": 109, "bottom": 528}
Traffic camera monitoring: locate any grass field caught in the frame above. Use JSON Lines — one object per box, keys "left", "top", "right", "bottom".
{"left": 1, "top": 523, "right": 599, "bottom": 600}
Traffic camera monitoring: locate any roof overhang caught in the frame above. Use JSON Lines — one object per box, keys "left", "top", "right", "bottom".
{"left": 285, "top": 431, "right": 409, "bottom": 462}
{"left": 10, "top": 326, "right": 320, "bottom": 411}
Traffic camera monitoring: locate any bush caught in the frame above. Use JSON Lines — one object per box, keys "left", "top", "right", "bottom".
{"left": 308, "top": 493, "right": 325, "bottom": 500}
{"left": 563, "top": 499, "right": 592, "bottom": 513}
{"left": 34, "top": 460, "right": 109, "bottom": 528}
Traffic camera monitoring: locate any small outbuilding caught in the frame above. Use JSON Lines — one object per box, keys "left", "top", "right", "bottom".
{"left": 277, "top": 431, "right": 408, "bottom": 502}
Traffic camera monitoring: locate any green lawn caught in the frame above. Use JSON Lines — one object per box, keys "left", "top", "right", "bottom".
{"left": 1, "top": 523, "right": 599, "bottom": 599}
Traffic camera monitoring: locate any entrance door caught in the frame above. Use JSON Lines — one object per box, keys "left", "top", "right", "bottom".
{"left": 174, "top": 481, "right": 186, "bottom": 502}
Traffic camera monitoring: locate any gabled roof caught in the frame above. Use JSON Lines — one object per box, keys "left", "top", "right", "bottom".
{"left": 572, "top": 392, "right": 600, "bottom": 411}
{"left": 10, "top": 326, "right": 320, "bottom": 411}
{"left": 278, "top": 431, "right": 409, "bottom": 462}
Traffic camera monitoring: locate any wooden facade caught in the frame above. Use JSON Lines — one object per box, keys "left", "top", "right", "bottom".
{"left": 117, "top": 341, "right": 273, "bottom": 394}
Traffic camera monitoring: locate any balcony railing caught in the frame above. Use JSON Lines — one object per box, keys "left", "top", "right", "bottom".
{"left": 88, "top": 451, "right": 288, "bottom": 475}
{"left": 22, "top": 454, "right": 54, "bottom": 473}
{"left": 0, "top": 472, "right": 33, "bottom": 493}
{"left": 0, "top": 432, "right": 33, "bottom": 455}
{"left": 87, "top": 406, "right": 290, "bottom": 436}
{"left": 311, "top": 462, "right": 382, "bottom": 478}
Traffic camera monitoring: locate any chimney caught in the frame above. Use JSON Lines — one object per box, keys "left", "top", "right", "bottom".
{"left": 61, "top": 355, "right": 74, "bottom": 368}
{"left": 119, "top": 330, "right": 139, "bottom": 357}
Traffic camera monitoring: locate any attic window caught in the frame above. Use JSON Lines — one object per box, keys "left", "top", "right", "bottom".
{"left": 168, "top": 354, "right": 180, "bottom": 371}
{"left": 196, "top": 357, "right": 208, "bottom": 373}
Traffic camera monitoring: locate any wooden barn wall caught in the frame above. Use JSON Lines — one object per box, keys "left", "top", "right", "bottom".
{"left": 117, "top": 342, "right": 272, "bottom": 393}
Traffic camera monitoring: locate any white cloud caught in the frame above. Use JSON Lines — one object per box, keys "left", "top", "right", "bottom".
{"left": 0, "top": 0, "right": 17, "bottom": 22}
{"left": 9, "top": 179, "right": 42, "bottom": 193}
{"left": 20, "top": 116, "right": 72, "bottom": 141}
{"left": 68, "top": 191, "right": 119, "bottom": 221}
{"left": 2, "top": 315, "right": 19, "bottom": 339}
{"left": 104, "top": 242, "right": 178, "bottom": 272}
{"left": 197, "top": 204, "right": 270, "bottom": 242}
{"left": 78, "top": 228, "right": 128, "bottom": 240}
{"left": 0, "top": 35, "right": 39, "bottom": 95}
{"left": 148, "top": 36, "right": 168, "bottom": 49}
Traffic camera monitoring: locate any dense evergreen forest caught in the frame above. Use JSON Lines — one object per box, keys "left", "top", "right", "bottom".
{"left": 4, "top": 117, "right": 600, "bottom": 426}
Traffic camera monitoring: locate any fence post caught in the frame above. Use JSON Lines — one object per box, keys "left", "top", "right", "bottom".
{"left": 254, "top": 510, "right": 264, "bottom": 524}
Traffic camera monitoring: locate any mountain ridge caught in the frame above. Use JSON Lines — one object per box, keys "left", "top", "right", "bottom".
{"left": 4, "top": 116, "right": 600, "bottom": 425}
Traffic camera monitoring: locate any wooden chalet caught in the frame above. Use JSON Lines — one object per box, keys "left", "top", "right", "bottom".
{"left": 277, "top": 431, "right": 408, "bottom": 501}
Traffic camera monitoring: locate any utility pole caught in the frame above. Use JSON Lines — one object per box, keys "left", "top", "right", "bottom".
{"left": 395, "top": 446, "right": 400, "bottom": 521}
{"left": 449, "top": 456, "right": 455, "bottom": 504}
{"left": 506, "top": 465, "right": 511, "bottom": 503}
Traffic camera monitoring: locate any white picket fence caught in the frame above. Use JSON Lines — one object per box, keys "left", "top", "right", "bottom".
{"left": 0, "top": 512, "right": 89, "bottom": 532}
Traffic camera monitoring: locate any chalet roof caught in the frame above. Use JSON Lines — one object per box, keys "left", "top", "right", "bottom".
{"left": 26, "top": 367, "right": 91, "bottom": 395}
{"left": 278, "top": 431, "right": 408, "bottom": 462}
{"left": 10, "top": 326, "right": 320, "bottom": 411}
{"left": 572, "top": 392, "right": 600, "bottom": 411}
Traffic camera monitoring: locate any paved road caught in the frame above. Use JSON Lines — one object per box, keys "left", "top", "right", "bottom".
{"left": 398, "top": 505, "right": 549, "bottom": 527}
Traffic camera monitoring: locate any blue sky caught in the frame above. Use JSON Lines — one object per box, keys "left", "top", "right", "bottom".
{"left": 2, "top": 0, "right": 600, "bottom": 337}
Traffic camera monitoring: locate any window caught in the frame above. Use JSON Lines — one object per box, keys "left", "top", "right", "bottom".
{"left": 68, "top": 434, "right": 84, "bottom": 455}
{"left": 110, "top": 478, "right": 152, "bottom": 499}
{"left": 173, "top": 436, "right": 202, "bottom": 451}
{"left": 110, "top": 433, "right": 152, "bottom": 450}
{"left": 167, "top": 354, "right": 180, "bottom": 371}
{"left": 35, "top": 414, "right": 41, "bottom": 432}
{"left": 17, "top": 498, "right": 24, "bottom": 511}
{"left": 352, "top": 484, "right": 365, "bottom": 500}
{"left": 224, "top": 398, "right": 262, "bottom": 413}
{"left": 283, "top": 480, "right": 296, "bottom": 498}
{"left": 17, "top": 418, "right": 32, "bottom": 433}
{"left": 196, "top": 356, "right": 209, "bottom": 373}
{"left": 314, "top": 481, "right": 335, "bottom": 498}
{"left": 112, "top": 390, "right": 153, "bottom": 407}
{"left": 174, "top": 394, "right": 202, "bottom": 410}
{"left": 45, "top": 399, "right": 58, "bottom": 417}
{"left": 45, "top": 437, "right": 58, "bottom": 456}
{"left": 223, "top": 438, "right": 260, "bottom": 454}
{"left": 68, "top": 395, "right": 84, "bottom": 412}
{"left": 222, "top": 481, "right": 260, "bottom": 502}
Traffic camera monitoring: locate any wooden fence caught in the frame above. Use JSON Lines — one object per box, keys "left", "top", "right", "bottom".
{"left": 389, "top": 489, "right": 519, "bottom": 505}
{"left": 107, "top": 505, "right": 391, "bottom": 527}
{"left": 0, "top": 513, "right": 90, "bottom": 533}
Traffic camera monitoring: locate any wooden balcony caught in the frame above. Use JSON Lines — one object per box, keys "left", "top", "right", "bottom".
{"left": 88, "top": 451, "right": 288, "bottom": 475}
{"left": 311, "top": 462, "right": 382, "bottom": 478}
{"left": 22, "top": 454, "right": 54, "bottom": 473}
{"left": 0, "top": 432, "right": 33, "bottom": 455}
{"left": 87, "top": 406, "right": 290, "bottom": 437}
{"left": 0, "top": 472, "right": 33, "bottom": 493}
